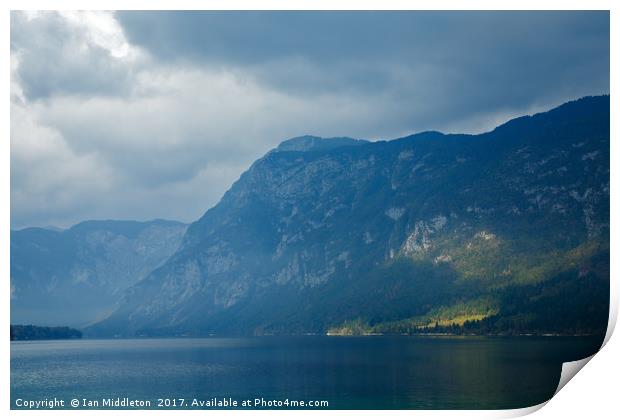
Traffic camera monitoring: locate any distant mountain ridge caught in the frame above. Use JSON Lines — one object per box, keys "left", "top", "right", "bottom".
{"left": 86, "top": 95, "right": 609, "bottom": 337}
{"left": 276, "top": 135, "right": 369, "bottom": 152}
{"left": 11, "top": 219, "right": 187, "bottom": 327}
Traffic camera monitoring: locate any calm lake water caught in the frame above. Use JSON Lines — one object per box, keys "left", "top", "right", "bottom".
{"left": 11, "top": 335, "right": 603, "bottom": 410}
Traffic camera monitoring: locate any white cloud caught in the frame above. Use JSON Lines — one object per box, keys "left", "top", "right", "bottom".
{"left": 58, "top": 11, "right": 135, "bottom": 59}
{"left": 10, "top": 11, "right": 145, "bottom": 100}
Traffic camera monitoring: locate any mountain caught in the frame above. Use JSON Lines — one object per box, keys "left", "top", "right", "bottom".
{"left": 11, "top": 219, "right": 187, "bottom": 327}
{"left": 89, "top": 96, "right": 609, "bottom": 337}
{"left": 276, "top": 135, "right": 369, "bottom": 152}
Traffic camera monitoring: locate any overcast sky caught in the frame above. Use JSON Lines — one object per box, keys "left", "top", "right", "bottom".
{"left": 10, "top": 11, "right": 609, "bottom": 229}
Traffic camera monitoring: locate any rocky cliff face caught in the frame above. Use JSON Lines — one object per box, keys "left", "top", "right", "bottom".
{"left": 90, "top": 96, "right": 610, "bottom": 336}
{"left": 11, "top": 220, "right": 187, "bottom": 327}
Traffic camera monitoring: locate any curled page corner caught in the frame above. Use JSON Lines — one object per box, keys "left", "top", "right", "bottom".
{"left": 554, "top": 355, "right": 595, "bottom": 396}
{"left": 500, "top": 353, "right": 599, "bottom": 418}
{"left": 500, "top": 401, "right": 548, "bottom": 418}
{"left": 602, "top": 300, "right": 618, "bottom": 348}
{"left": 551, "top": 297, "right": 619, "bottom": 397}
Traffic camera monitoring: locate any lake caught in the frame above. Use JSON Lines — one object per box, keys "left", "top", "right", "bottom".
{"left": 10, "top": 335, "right": 603, "bottom": 410}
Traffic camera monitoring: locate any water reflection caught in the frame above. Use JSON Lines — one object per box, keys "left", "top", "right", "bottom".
{"left": 11, "top": 335, "right": 603, "bottom": 409}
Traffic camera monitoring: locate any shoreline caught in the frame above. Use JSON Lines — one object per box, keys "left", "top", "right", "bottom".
{"left": 10, "top": 332, "right": 606, "bottom": 341}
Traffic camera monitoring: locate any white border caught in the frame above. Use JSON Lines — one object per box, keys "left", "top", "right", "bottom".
{"left": 2, "top": 2, "right": 617, "bottom": 420}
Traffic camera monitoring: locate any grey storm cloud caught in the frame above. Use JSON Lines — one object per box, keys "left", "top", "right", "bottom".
{"left": 116, "top": 11, "right": 609, "bottom": 121}
{"left": 10, "top": 11, "right": 609, "bottom": 229}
